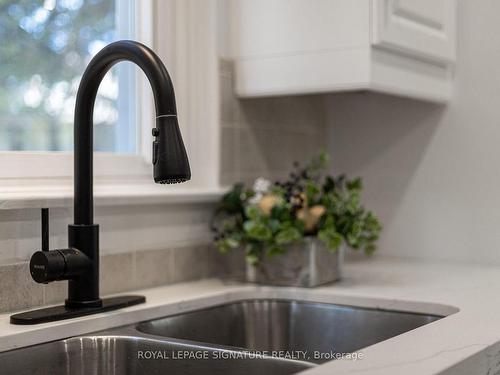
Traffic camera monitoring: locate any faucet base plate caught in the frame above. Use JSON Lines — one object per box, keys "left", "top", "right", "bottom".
{"left": 10, "top": 295, "right": 145, "bottom": 325}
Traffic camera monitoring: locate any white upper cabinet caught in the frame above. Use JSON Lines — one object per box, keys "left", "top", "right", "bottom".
{"left": 229, "top": 0, "right": 457, "bottom": 102}
{"left": 372, "top": 0, "right": 457, "bottom": 63}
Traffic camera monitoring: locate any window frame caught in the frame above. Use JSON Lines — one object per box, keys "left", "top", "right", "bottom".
{"left": 0, "top": 0, "right": 221, "bottom": 207}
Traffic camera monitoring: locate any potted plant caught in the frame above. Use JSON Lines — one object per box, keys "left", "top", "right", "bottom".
{"left": 212, "top": 152, "right": 382, "bottom": 287}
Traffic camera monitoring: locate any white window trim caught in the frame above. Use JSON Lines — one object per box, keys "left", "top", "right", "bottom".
{"left": 0, "top": 0, "right": 223, "bottom": 210}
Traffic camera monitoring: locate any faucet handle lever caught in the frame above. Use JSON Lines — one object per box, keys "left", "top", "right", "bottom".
{"left": 41, "top": 208, "right": 49, "bottom": 252}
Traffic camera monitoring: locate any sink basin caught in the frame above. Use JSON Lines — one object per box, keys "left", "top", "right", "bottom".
{"left": 0, "top": 331, "right": 312, "bottom": 375}
{"left": 137, "top": 299, "right": 443, "bottom": 363}
{"left": 1, "top": 298, "right": 444, "bottom": 374}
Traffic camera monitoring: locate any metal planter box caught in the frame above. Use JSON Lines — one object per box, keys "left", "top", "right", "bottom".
{"left": 246, "top": 237, "right": 343, "bottom": 287}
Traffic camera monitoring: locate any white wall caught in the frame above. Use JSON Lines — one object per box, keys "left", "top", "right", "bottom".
{"left": 327, "top": 0, "right": 500, "bottom": 265}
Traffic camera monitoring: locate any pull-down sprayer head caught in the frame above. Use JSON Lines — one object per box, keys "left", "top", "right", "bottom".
{"left": 153, "top": 114, "right": 191, "bottom": 184}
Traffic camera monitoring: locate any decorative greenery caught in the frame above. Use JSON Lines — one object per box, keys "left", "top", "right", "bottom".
{"left": 212, "top": 152, "right": 382, "bottom": 265}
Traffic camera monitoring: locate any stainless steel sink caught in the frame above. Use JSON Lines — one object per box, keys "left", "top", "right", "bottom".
{"left": 0, "top": 327, "right": 312, "bottom": 375}
{"left": 137, "top": 299, "right": 443, "bottom": 364}
{"left": 0, "top": 298, "right": 444, "bottom": 374}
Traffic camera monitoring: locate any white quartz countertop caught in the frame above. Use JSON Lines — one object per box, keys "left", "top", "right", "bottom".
{"left": 1, "top": 256, "right": 499, "bottom": 374}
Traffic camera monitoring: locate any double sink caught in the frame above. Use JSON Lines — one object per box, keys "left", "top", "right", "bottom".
{"left": 1, "top": 299, "right": 443, "bottom": 375}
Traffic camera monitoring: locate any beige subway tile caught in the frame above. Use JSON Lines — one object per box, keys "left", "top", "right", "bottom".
{"left": 211, "top": 245, "right": 246, "bottom": 281}
{"left": 239, "top": 97, "right": 275, "bottom": 125}
{"left": 173, "top": 245, "right": 212, "bottom": 283}
{"left": 238, "top": 128, "right": 270, "bottom": 175}
{"left": 239, "top": 95, "right": 326, "bottom": 133}
{"left": 0, "top": 262, "right": 43, "bottom": 313}
{"left": 100, "top": 252, "right": 135, "bottom": 295}
{"left": 220, "top": 172, "right": 239, "bottom": 187}
{"left": 220, "top": 127, "right": 240, "bottom": 175}
{"left": 220, "top": 74, "right": 239, "bottom": 123}
{"left": 43, "top": 281, "right": 67, "bottom": 306}
{"left": 135, "top": 248, "right": 175, "bottom": 289}
{"left": 201, "top": 244, "right": 220, "bottom": 277}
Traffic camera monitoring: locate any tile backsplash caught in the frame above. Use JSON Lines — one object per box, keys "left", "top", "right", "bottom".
{"left": 0, "top": 244, "right": 244, "bottom": 313}
{"left": 219, "top": 59, "right": 327, "bottom": 186}
{"left": 0, "top": 202, "right": 245, "bottom": 314}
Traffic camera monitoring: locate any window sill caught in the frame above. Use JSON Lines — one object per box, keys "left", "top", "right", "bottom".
{"left": 0, "top": 182, "right": 225, "bottom": 210}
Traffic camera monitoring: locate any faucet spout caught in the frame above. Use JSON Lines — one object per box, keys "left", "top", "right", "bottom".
{"left": 68, "top": 40, "right": 190, "bottom": 307}
{"left": 74, "top": 40, "right": 190, "bottom": 225}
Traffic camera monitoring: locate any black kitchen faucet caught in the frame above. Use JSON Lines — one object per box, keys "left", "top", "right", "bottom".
{"left": 11, "top": 40, "right": 191, "bottom": 325}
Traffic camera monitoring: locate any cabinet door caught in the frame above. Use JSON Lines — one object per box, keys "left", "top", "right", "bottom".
{"left": 372, "top": 0, "right": 456, "bottom": 64}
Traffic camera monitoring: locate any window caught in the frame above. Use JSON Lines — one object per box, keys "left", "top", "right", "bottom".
{"left": 0, "top": 0, "right": 136, "bottom": 153}
{"left": 0, "top": 0, "right": 220, "bottom": 196}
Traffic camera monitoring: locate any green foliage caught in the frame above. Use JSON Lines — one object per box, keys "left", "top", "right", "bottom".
{"left": 318, "top": 227, "right": 342, "bottom": 251}
{"left": 244, "top": 220, "right": 273, "bottom": 241}
{"left": 275, "top": 226, "right": 301, "bottom": 245}
{"left": 211, "top": 152, "right": 382, "bottom": 264}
